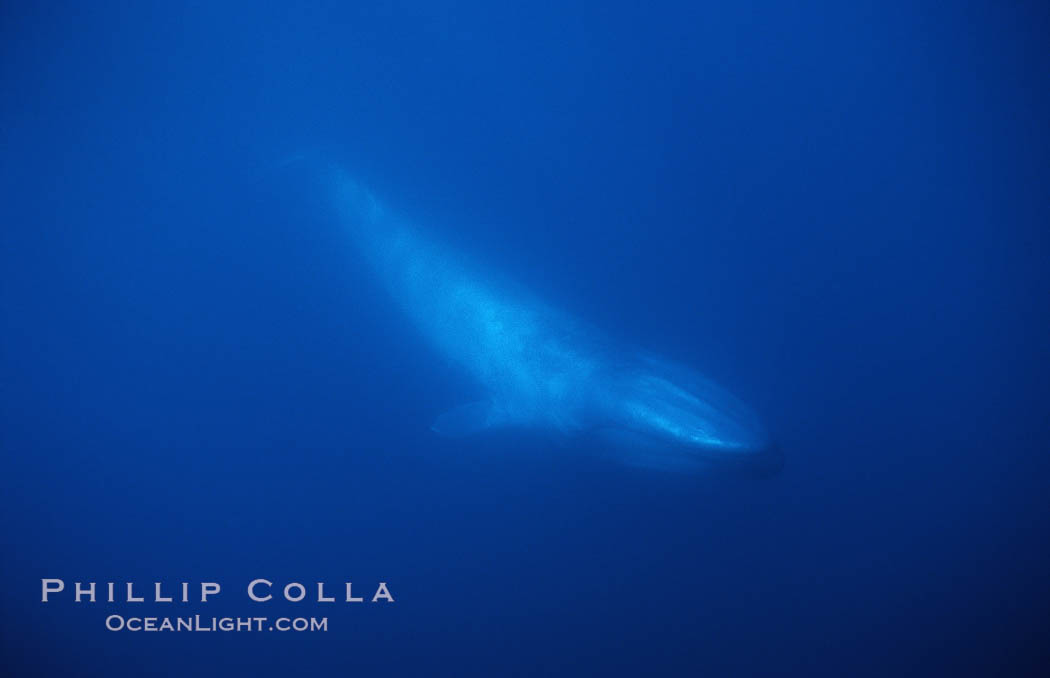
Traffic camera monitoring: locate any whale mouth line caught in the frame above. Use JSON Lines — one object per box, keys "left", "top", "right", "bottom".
{"left": 591, "top": 422, "right": 782, "bottom": 475}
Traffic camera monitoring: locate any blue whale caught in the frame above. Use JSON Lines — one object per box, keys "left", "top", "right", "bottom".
{"left": 331, "top": 171, "right": 780, "bottom": 474}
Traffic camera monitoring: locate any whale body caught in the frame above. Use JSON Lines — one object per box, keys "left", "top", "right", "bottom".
{"left": 331, "top": 171, "right": 780, "bottom": 474}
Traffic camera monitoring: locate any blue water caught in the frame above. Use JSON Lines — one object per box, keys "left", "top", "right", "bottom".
{"left": 2, "top": 2, "right": 1048, "bottom": 676}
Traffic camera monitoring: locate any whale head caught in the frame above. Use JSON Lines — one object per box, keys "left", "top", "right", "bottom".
{"left": 593, "top": 356, "right": 782, "bottom": 475}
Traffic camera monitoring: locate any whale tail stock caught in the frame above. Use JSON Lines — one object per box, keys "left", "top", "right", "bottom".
{"left": 331, "top": 170, "right": 383, "bottom": 229}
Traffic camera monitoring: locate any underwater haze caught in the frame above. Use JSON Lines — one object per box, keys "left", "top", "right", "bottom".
{"left": 2, "top": 2, "right": 1048, "bottom": 676}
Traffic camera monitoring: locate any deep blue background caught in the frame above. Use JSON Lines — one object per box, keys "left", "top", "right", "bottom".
{"left": 2, "top": 2, "right": 1048, "bottom": 675}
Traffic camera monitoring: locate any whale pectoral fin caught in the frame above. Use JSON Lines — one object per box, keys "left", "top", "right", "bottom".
{"left": 430, "top": 401, "right": 499, "bottom": 437}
